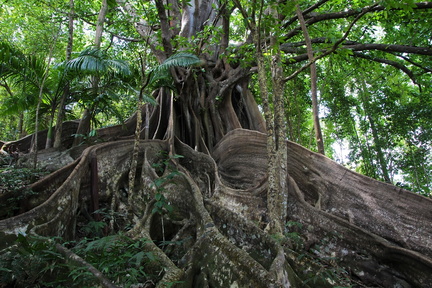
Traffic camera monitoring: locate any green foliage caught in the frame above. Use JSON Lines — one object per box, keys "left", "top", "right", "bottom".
{"left": 320, "top": 52, "right": 432, "bottom": 196}
{"left": 0, "top": 167, "right": 46, "bottom": 194}
{"left": 149, "top": 52, "right": 201, "bottom": 89}
{"left": 0, "top": 170, "right": 37, "bottom": 196}
{"left": 151, "top": 151, "right": 183, "bottom": 216}
{"left": 70, "top": 235, "right": 158, "bottom": 287}
{"left": 64, "top": 47, "right": 131, "bottom": 77}
{"left": 285, "top": 221, "right": 304, "bottom": 249}
{"left": 80, "top": 220, "right": 107, "bottom": 237}
{"left": 283, "top": 221, "right": 354, "bottom": 287}
{"left": 0, "top": 40, "right": 46, "bottom": 115}
{"left": 0, "top": 167, "right": 48, "bottom": 217}
{"left": 72, "top": 129, "right": 102, "bottom": 146}
{"left": 0, "top": 234, "right": 68, "bottom": 287}
{"left": 0, "top": 233, "right": 161, "bottom": 287}
{"left": 61, "top": 47, "right": 139, "bottom": 129}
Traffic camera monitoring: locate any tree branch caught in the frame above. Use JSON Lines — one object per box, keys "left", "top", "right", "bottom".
{"left": 154, "top": 0, "right": 173, "bottom": 58}
{"left": 345, "top": 43, "right": 432, "bottom": 56}
{"left": 281, "top": 37, "right": 359, "bottom": 51}
{"left": 283, "top": 0, "right": 331, "bottom": 28}
{"left": 284, "top": 4, "right": 376, "bottom": 82}
{"left": 55, "top": 243, "right": 119, "bottom": 288}
{"left": 283, "top": 2, "right": 432, "bottom": 40}
{"left": 398, "top": 55, "right": 432, "bottom": 73}
{"left": 283, "top": 40, "right": 432, "bottom": 86}
{"left": 295, "top": 5, "right": 324, "bottom": 154}
{"left": 351, "top": 51, "right": 419, "bottom": 87}
{"left": 0, "top": 81, "right": 14, "bottom": 97}
{"left": 282, "top": 38, "right": 432, "bottom": 56}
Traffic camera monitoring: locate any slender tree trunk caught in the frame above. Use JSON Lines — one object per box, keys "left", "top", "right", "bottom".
{"left": 31, "top": 29, "right": 60, "bottom": 168}
{"left": 234, "top": 0, "right": 286, "bottom": 234}
{"left": 72, "top": 108, "right": 92, "bottom": 146}
{"left": 129, "top": 51, "right": 150, "bottom": 205}
{"left": 45, "top": 108, "right": 55, "bottom": 149}
{"left": 367, "top": 114, "right": 391, "bottom": 183}
{"left": 253, "top": 40, "right": 278, "bottom": 230}
{"left": 270, "top": 7, "right": 288, "bottom": 232}
{"left": 248, "top": 4, "right": 286, "bottom": 235}
{"left": 73, "top": 0, "right": 107, "bottom": 147}
{"left": 128, "top": 98, "right": 142, "bottom": 196}
{"left": 18, "top": 112, "right": 25, "bottom": 138}
{"left": 144, "top": 103, "right": 150, "bottom": 140}
{"left": 359, "top": 79, "right": 391, "bottom": 183}
{"left": 94, "top": 0, "right": 108, "bottom": 48}
{"left": 296, "top": 6, "right": 325, "bottom": 155}
{"left": 54, "top": 0, "right": 74, "bottom": 149}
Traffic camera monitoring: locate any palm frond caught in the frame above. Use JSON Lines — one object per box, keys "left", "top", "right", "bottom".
{"left": 65, "top": 48, "right": 131, "bottom": 77}
{"left": 66, "top": 48, "right": 107, "bottom": 74}
{"left": 149, "top": 52, "right": 201, "bottom": 86}
{"left": 105, "top": 59, "right": 131, "bottom": 76}
{"left": 0, "top": 40, "right": 48, "bottom": 114}
{"left": 154, "top": 53, "right": 201, "bottom": 73}
{"left": 0, "top": 40, "right": 46, "bottom": 87}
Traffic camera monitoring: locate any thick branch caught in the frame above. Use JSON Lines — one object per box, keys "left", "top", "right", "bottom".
{"left": 351, "top": 51, "right": 418, "bottom": 85}
{"left": 284, "top": 4, "right": 375, "bottom": 82}
{"left": 154, "top": 0, "right": 173, "bottom": 57}
{"left": 346, "top": 43, "right": 432, "bottom": 55}
{"left": 283, "top": 0, "right": 330, "bottom": 27}
{"left": 282, "top": 39, "right": 432, "bottom": 56}
{"left": 213, "top": 67, "right": 250, "bottom": 102}
{"left": 284, "top": 2, "right": 432, "bottom": 40}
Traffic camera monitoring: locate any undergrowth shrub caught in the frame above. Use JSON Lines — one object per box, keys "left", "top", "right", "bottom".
{"left": 0, "top": 233, "right": 161, "bottom": 287}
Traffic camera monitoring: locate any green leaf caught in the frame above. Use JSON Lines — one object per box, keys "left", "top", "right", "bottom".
{"left": 145, "top": 251, "right": 156, "bottom": 261}
{"left": 155, "top": 192, "right": 163, "bottom": 201}
{"left": 131, "top": 251, "right": 145, "bottom": 266}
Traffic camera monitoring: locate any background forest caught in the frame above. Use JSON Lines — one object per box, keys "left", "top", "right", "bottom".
{"left": 1, "top": 0, "right": 430, "bottom": 196}
{"left": 1, "top": 1, "right": 432, "bottom": 287}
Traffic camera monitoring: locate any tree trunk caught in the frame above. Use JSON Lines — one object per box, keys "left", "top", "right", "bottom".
{"left": 44, "top": 109, "right": 55, "bottom": 149}
{"left": 296, "top": 6, "right": 325, "bottom": 155}
{"left": 72, "top": 0, "right": 107, "bottom": 147}
{"left": 1, "top": 1, "right": 432, "bottom": 287}
{"left": 359, "top": 79, "right": 392, "bottom": 183}
{"left": 72, "top": 108, "right": 92, "bottom": 147}
{"left": 54, "top": 0, "right": 74, "bottom": 149}
{"left": 31, "top": 29, "right": 60, "bottom": 168}
{"left": 95, "top": 0, "right": 108, "bottom": 48}
{"left": 253, "top": 28, "right": 281, "bottom": 234}
{"left": 18, "top": 112, "right": 25, "bottom": 138}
